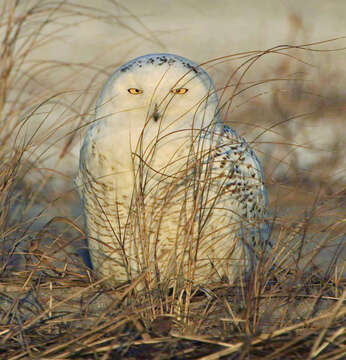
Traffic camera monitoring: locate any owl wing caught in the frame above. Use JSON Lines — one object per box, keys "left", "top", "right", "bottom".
{"left": 210, "top": 124, "right": 270, "bottom": 253}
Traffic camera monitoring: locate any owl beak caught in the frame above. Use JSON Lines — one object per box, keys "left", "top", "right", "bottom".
{"left": 152, "top": 104, "right": 160, "bottom": 122}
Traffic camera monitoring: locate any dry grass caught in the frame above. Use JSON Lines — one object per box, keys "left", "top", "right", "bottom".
{"left": 0, "top": 1, "right": 345, "bottom": 359}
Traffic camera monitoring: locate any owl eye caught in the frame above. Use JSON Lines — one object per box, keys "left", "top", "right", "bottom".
{"left": 128, "top": 88, "right": 143, "bottom": 94}
{"left": 171, "top": 87, "right": 188, "bottom": 94}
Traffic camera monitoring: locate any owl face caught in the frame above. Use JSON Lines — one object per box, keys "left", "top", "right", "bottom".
{"left": 89, "top": 54, "right": 220, "bottom": 172}
{"left": 95, "top": 54, "right": 219, "bottom": 136}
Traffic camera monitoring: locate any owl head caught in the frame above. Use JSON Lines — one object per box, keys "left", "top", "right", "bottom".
{"left": 86, "top": 54, "right": 221, "bottom": 173}
{"left": 95, "top": 53, "right": 220, "bottom": 135}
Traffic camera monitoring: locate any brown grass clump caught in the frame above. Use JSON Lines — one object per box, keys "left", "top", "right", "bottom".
{"left": 0, "top": 1, "right": 345, "bottom": 359}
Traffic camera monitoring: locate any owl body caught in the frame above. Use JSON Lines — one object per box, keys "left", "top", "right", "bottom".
{"left": 77, "top": 54, "right": 269, "bottom": 288}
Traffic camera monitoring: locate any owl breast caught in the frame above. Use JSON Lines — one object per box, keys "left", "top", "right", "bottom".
{"left": 78, "top": 126, "right": 266, "bottom": 289}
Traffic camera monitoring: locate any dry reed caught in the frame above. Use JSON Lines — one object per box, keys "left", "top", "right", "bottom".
{"left": 0, "top": 1, "right": 344, "bottom": 359}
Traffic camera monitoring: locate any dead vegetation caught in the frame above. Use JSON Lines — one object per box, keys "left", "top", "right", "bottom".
{"left": 0, "top": 1, "right": 345, "bottom": 359}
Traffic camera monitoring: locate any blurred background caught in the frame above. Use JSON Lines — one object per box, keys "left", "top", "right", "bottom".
{"left": 15, "top": 0, "right": 345, "bottom": 178}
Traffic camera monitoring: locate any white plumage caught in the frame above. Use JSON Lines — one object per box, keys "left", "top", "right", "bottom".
{"left": 76, "top": 53, "right": 269, "bottom": 289}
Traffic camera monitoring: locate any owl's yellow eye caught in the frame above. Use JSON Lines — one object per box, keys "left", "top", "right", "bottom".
{"left": 171, "top": 87, "right": 188, "bottom": 94}
{"left": 128, "top": 88, "right": 143, "bottom": 94}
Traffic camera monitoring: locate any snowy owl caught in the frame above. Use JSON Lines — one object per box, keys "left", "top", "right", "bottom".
{"left": 76, "top": 53, "right": 269, "bottom": 289}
